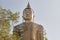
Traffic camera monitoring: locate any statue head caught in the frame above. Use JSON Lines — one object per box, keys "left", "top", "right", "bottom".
{"left": 22, "top": 3, "right": 34, "bottom": 22}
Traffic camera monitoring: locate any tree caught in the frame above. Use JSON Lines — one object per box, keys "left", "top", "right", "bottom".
{"left": 44, "top": 30, "right": 48, "bottom": 40}
{"left": 0, "top": 7, "right": 20, "bottom": 40}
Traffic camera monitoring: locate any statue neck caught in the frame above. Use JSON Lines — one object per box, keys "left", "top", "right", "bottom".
{"left": 24, "top": 19, "right": 34, "bottom": 22}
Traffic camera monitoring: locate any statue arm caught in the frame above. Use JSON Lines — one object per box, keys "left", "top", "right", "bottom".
{"left": 13, "top": 27, "right": 21, "bottom": 40}
{"left": 38, "top": 25, "right": 44, "bottom": 40}
{"left": 13, "top": 27, "right": 20, "bottom": 36}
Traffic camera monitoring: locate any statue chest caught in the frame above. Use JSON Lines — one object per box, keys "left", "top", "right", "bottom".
{"left": 19, "top": 24, "right": 38, "bottom": 40}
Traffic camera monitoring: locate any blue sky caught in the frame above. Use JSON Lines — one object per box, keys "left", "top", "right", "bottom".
{"left": 0, "top": 0, "right": 60, "bottom": 40}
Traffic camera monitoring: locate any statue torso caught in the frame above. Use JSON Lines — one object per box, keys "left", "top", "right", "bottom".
{"left": 13, "top": 22, "right": 44, "bottom": 40}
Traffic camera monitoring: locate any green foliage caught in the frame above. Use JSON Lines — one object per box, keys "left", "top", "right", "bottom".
{"left": 11, "top": 34, "right": 21, "bottom": 40}
{"left": 0, "top": 7, "right": 20, "bottom": 40}
{"left": 45, "top": 37, "right": 48, "bottom": 40}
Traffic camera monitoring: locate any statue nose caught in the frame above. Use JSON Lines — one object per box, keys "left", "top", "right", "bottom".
{"left": 26, "top": 13, "right": 29, "bottom": 16}
{"left": 27, "top": 13, "right": 29, "bottom": 14}
{"left": 27, "top": 14, "right": 29, "bottom": 15}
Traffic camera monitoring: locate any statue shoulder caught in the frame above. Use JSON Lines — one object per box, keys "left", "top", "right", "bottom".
{"left": 14, "top": 22, "right": 25, "bottom": 28}
{"left": 37, "top": 24, "right": 44, "bottom": 30}
{"left": 38, "top": 24, "right": 43, "bottom": 28}
{"left": 33, "top": 23, "right": 43, "bottom": 28}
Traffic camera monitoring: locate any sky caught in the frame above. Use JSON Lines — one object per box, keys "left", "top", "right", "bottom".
{"left": 0, "top": 0, "right": 60, "bottom": 40}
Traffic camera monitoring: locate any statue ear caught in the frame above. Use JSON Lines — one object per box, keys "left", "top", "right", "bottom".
{"left": 22, "top": 16, "right": 24, "bottom": 18}
{"left": 22, "top": 16, "right": 25, "bottom": 19}
{"left": 22, "top": 16, "right": 23, "bottom": 18}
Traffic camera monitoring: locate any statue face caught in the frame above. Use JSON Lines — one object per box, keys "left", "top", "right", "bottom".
{"left": 23, "top": 9, "right": 33, "bottom": 20}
